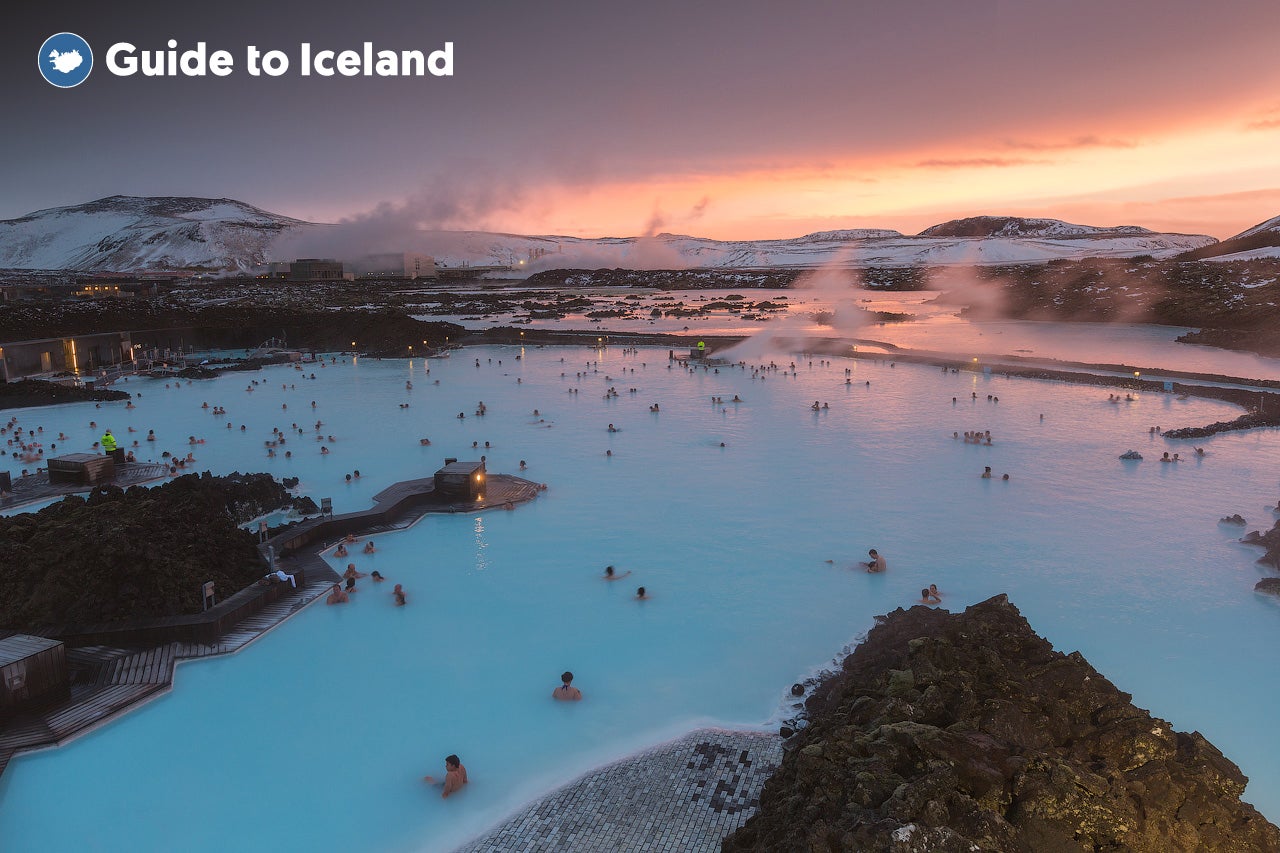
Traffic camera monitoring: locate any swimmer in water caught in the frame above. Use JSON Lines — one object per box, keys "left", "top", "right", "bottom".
{"left": 423, "top": 755, "right": 468, "bottom": 799}
{"left": 603, "top": 565, "right": 631, "bottom": 580}
{"left": 636, "top": 587, "right": 650, "bottom": 600}
{"left": 552, "top": 671, "right": 582, "bottom": 701}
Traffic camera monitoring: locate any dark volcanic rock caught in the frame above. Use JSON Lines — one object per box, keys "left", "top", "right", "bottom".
{"left": 1241, "top": 517, "right": 1280, "bottom": 570}
{"left": 0, "top": 471, "right": 305, "bottom": 631}
{"left": 1163, "top": 410, "right": 1280, "bottom": 440}
{"left": 0, "top": 378, "right": 129, "bottom": 410}
{"left": 723, "top": 595, "right": 1279, "bottom": 852}
{"left": 1256, "top": 578, "right": 1280, "bottom": 597}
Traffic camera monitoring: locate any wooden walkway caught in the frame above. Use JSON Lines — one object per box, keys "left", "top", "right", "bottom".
{"left": 0, "top": 471, "right": 542, "bottom": 779}
{"left": 0, "top": 572, "right": 336, "bottom": 778}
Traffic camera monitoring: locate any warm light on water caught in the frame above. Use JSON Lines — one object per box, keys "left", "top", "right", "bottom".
{"left": 1, "top": 344, "right": 1278, "bottom": 851}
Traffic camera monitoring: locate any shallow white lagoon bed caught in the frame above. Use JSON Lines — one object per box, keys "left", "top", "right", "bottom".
{"left": 1, "top": 345, "right": 1278, "bottom": 852}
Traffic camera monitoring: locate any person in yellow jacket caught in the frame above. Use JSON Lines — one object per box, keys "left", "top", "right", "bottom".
{"left": 101, "top": 430, "right": 117, "bottom": 453}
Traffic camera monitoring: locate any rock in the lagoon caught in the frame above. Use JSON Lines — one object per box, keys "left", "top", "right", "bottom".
{"left": 722, "top": 595, "right": 1279, "bottom": 852}
{"left": 1256, "top": 578, "right": 1280, "bottom": 597}
{"left": 1239, "top": 517, "right": 1280, "bottom": 570}
{"left": 1220, "top": 514, "right": 1247, "bottom": 525}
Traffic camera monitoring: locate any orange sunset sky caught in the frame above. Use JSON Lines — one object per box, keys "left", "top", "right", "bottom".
{"left": 7, "top": 1, "right": 1280, "bottom": 240}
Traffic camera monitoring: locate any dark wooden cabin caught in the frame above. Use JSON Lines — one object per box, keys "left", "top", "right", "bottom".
{"left": 47, "top": 453, "right": 115, "bottom": 486}
{"left": 433, "top": 459, "right": 486, "bottom": 500}
{"left": 0, "top": 635, "right": 69, "bottom": 719}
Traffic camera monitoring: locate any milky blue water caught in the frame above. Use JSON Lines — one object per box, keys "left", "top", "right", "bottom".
{"left": 1, "top": 343, "right": 1278, "bottom": 852}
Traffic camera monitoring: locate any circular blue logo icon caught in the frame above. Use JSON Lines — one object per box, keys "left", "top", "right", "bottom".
{"left": 38, "top": 33, "right": 93, "bottom": 88}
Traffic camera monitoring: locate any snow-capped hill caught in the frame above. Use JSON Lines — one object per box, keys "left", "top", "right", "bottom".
{"left": 1233, "top": 213, "right": 1280, "bottom": 241}
{"left": 0, "top": 196, "right": 309, "bottom": 272}
{"left": 0, "top": 195, "right": 1222, "bottom": 273}
{"left": 919, "top": 216, "right": 1151, "bottom": 239}
{"left": 1179, "top": 213, "right": 1280, "bottom": 261}
{"left": 793, "top": 229, "right": 904, "bottom": 241}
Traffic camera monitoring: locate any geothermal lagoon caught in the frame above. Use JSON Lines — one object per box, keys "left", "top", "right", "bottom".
{"left": 1, "top": 332, "right": 1278, "bottom": 852}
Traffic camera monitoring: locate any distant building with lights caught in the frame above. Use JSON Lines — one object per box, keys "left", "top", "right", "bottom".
{"left": 0, "top": 332, "right": 134, "bottom": 383}
{"left": 346, "top": 252, "right": 437, "bottom": 280}
{"left": 288, "top": 259, "right": 345, "bottom": 281}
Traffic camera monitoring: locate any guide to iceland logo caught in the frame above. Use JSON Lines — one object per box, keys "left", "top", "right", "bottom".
{"left": 39, "top": 32, "right": 93, "bottom": 88}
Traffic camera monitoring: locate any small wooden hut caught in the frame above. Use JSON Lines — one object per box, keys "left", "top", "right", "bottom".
{"left": 47, "top": 452, "right": 114, "bottom": 486}
{"left": 434, "top": 459, "right": 486, "bottom": 500}
{"left": 0, "top": 634, "right": 69, "bottom": 718}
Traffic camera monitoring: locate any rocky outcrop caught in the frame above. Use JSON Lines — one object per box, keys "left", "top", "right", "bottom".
{"left": 1163, "top": 411, "right": 1280, "bottom": 440}
{"left": 0, "top": 472, "right": 307, "bottom": 631}
{"left": 1241, "top": 517, "right": 1280, "bottom": 570}
{"left": 723, "top": 595, "right": 1279, "bottom": 852}
{"left": 0, "top": 378, "right": 129, "bottom": 410}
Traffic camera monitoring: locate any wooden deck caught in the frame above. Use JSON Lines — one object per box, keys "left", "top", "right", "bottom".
{"left": 0, "top": 572, "right": 337, "bottom": 777}
{"left": 0, "top": 471, "right": 542, "bottom": 779}
{"left": 0, "top": 461, "right": 170, "bottom": 511}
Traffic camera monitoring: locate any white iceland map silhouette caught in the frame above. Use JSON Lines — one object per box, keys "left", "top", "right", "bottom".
{"left": 48, "top": 49, "right": 84, "bottom": 74}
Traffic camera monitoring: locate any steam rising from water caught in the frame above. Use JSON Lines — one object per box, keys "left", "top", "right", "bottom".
{"left": 723, "top": 261, "right": 871, "bottom": 361}
{"left": 273, "top": 170, "right": 528, "bottom": 261}
{"left": 273, "top": 179, "right": 713, "bottom": 271}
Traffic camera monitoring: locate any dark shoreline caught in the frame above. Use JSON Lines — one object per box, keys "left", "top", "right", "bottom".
{"left": 0, "top": 379, "right": 129, "bottom": 410}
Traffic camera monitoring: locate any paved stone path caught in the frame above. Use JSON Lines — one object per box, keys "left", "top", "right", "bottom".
{"left": 455, "top": 729, "right": 781, "bottom": 853}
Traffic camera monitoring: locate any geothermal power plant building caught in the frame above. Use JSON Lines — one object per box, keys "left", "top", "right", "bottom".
{"left": 344, "top": 253, "right": 437, "bottom": 279}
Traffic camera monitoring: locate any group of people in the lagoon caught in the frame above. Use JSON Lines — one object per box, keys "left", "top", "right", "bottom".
{"left": 327, "top": 536, "right": 404, "bottom": 606}
{"left": 603, "top": 564, "right": 650, "bottom": 600}
{"left": 844, "top": 548, "right": 945, "bottom": 605}
{"left": 956, "top": 430, "right": 993, "bottom": 445}
{"left": 919, "top": 584, "right": 943, "bottom": 604}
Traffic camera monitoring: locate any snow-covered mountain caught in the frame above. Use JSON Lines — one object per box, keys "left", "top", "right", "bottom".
{"left": 0, "top": 197, "right": 1219, "bottom": 273}
{"left": 1180, "top": 214, "right": 1280, "bottom": 262}
{"left": 919, "top": 215, "right": 1152, "bottom": 239}
{"left": 0, "top": 196, "right": 308, "bottom": 272}
{"left": 491, "top": 219, "right": 1214, "bottom": 270}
